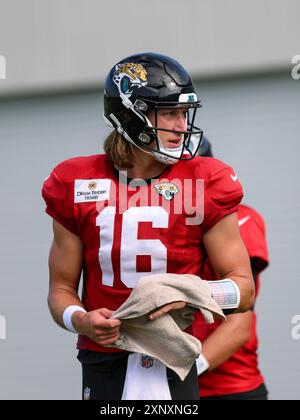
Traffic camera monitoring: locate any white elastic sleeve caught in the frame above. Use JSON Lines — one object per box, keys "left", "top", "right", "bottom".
{"left": 62, "top": 305, "right": 87, "bottom": 334}
{"left": 207, "top": 279, "right": 241, "bottom": 310}
{"left": 196, "top": 354, "right": 210, "bottom": 376}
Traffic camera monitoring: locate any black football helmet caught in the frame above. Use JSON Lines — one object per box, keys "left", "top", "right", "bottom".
{"left": 198, "top": 136, "right": 213, "bottom": 157}
{"left": 103, "top": 52, "right": 203, "bottom": 164}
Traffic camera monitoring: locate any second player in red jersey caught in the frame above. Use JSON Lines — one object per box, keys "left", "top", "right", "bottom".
{"left": 193, "top": 138, "right": 269, "bottom": 400}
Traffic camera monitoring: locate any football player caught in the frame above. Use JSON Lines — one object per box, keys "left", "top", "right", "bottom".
{"left": 42, "top": 53, "right": 255, "bottom": 400}
{"left": 194, "top": 137, "right": 269, "bottom": 400}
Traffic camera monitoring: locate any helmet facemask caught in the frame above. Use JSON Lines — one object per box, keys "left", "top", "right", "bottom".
{"left": 136, "top": 99, "right": 203, "bottom": 165}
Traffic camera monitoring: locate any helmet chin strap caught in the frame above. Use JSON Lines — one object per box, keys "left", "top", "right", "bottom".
{"left": 130, "top": 135, "right": 180, "bottom": 165}
{"left": 128, "top": 130, "right": 182, "bottom": 165}
{"left": 143, "top": 115, "right": 184, "bottom": 165}
{"left": 153, "top": 136, "right": 184, "bottom": 165}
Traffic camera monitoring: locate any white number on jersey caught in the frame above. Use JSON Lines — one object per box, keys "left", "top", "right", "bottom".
{"left": 97, "top": 206, "right": 168, "bottom": 288}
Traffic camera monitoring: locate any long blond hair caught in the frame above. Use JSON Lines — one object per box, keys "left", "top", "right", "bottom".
{"left": 103, "top": 130, "right": 135, "bottom": 168}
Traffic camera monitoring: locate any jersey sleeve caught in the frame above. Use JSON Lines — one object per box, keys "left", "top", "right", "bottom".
{"left": 239, "top": 208, "right": 269, "bottom": 273}
{"left": 42, "top": 165, "right": 78, "bottom": 235}
{"left": 202, "top": 164, "right": 243, "bottom": 233}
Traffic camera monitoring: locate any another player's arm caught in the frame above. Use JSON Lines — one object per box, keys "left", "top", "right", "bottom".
{"left": 48, "top": 220, "right": 121, "bottom": 345}
{"left": 203, "top": 212, "right": 255, "bottom": 313}
{"left": 199, "top": 311, "right": 253, "bottom": 371}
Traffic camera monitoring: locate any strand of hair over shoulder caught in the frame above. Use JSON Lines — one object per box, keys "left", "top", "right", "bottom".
{"left": 104, "top": 130, "right": 135, "bottom": 169}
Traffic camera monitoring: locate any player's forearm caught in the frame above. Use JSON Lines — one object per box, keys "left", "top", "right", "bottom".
{"left": 226, "top": 274, "right": 255, "bottom": 313}
{"left": 200, "top": 313, "right": 252, "bottom": 371}
{"left": 47, "top": 284, "right": 84, "bottom": 329}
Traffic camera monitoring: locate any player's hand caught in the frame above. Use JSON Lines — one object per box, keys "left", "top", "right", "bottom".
{"left": 149, "top": 301, "right": 187, "bottom": 321}
{"left": 72, "top": 308, "right": 121, "bottom": 346}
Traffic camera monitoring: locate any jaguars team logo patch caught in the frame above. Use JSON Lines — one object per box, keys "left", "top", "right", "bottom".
{"left": 141, "top": 355, "right": 154, "bottom": 369}
{"left": 113, "top": 62, "right": 148, "bottom": 99}
{"left": 154, "top": 182, "right": 179, "bottom": 201}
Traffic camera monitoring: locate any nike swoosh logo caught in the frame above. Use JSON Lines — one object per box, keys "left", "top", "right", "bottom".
{"left": 238, "top": 216, "right": 251, "bottom": 227}
{"left": 231, "top": 174, "right": 238, "bottom": 182}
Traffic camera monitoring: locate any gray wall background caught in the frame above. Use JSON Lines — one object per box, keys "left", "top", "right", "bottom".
{"left": 0, "top": 0, "right": 299, "bottom": 400}
{"left": 0, "top": 0, "right": 299, "bottom": 95}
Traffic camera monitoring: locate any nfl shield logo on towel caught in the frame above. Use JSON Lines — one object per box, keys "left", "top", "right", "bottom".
{"left": 141, "top": 355, "right": 154, "bottom": 369}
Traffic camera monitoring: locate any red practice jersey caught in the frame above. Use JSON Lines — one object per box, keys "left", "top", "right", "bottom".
{"left": 42, "top": 154, "right": 243, "bottom": 352}
{"left": 193, "top": 204, "right": 269, "bottom": 396}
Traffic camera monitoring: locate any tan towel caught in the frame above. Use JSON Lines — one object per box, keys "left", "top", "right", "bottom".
{"left": 106, "top": 273, "right": 225, "bottom": 380}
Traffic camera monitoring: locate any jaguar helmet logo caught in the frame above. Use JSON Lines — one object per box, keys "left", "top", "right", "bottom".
{"left": 113, "top": 62, "right": 148, "bottom": 99}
